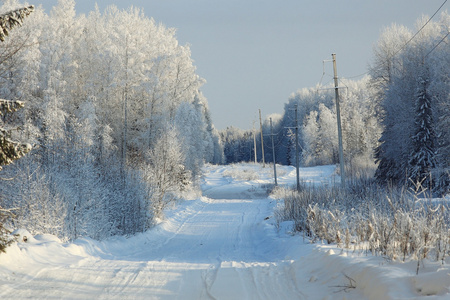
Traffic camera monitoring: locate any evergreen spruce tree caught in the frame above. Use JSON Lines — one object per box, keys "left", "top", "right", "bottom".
{"left": 0, "top": 206, "right": 15, "bottom": 253}
{"left": 0, "top": 5, "right": 34, "bottom": 42}
{"left": 0, "top": 100, "right": 31, "bottom": 168}
{"left": 0, "top": 5, "right": 34, "bottom": 253}
{"left": 374, "top": 134, "right": 399, "bottom": 185}
{"left": 408, "top": 76, "right": 437, "bottom": 191}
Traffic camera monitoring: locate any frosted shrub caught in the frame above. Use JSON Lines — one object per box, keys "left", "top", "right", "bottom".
{"left": 273, "top": 181, "right": 450, "bottom": 263}
{"left": 307, "top": 204, "right": 344, "bottom": 245}
{"left": 222, "top": 163, "right": 286, "bottom": 183}
{"left": 223, "top": 164, "right": 260, "bottom": 181}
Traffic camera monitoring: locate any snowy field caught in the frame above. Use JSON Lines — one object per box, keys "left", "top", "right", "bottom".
{"left": 1, "top": 163, "right": 450, "bottom": 299}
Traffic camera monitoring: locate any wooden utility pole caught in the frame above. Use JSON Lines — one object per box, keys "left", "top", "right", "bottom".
{"left": 253, "top": 120, "right": 257, "bottom": 163}
{"left": 270, "top": 118, "right": 278, "bottom": 186}
{"left": 295, "top": 105, "right": 300, "bottom": 192}
{"left": 285, "top": 105, "right": 301, "bottom": 191}
{"left": 332, "top": 53, "right": 346, "bottom": 186}
{"left": 122, "top": 35, "right": 129, "bottom": 182}
{"left": 259, "top": 109, "right": 265, "bottom": 167}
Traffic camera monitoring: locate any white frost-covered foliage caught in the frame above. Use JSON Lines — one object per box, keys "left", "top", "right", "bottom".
{"left": 0, "top": 100, "right": 31, "bottom": 168}
{"left": 220, "top": 77, "right": 381, "bottom": 177}
{"left": 274, "top": 183, "right": 450, "bottom": 266}
{"left": 303, "top": 104, "right": 337, "bottom": 166}
{"left": 147, "top": 126, "right": 191, "bottom": 218}
{"left": 372, "top": 12, "right": 450, "bottom": 195}
{"left": 175, "top": 98, "right": 209, "bottom": 179}
{"left": 0, "top": 0, "right": 223, "bottom": 241}
{"left": 292, "top": 77, "right": 380, "bottom": 172}
{"left": 0, "top": 4, "right": 33, "bottom": 41}
{"left": 0, "top": 3, "right": 34, "bottom": 252}
{"left": 408, "top": 76, "right": 437, "bottom": 190}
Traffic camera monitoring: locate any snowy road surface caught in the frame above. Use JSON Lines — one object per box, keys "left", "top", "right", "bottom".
{"left": 1, "top": 199, "right": 301, "bottom": 299}
{"left": 1, "top": 164, "right": 450, "bottom": 299}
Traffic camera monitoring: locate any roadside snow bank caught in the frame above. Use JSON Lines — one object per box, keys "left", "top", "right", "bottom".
{"left": 294, "top": 244, "right": 450, "bottom": 299}
{"left": 0, "top": 229, "right": 92, "bottom": 297}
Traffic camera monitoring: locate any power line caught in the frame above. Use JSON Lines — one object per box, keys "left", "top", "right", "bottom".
{"left": 393, "top": 0, "right": 447, "bottom": 58}
{"left": 339, "top": 0, "right": 448, "bottom": 80}
{"left": 425, "top": 30, "right": 450, "bottom": 57}
{"left": 342, "top": 72, "right": 368, "bottom": 80}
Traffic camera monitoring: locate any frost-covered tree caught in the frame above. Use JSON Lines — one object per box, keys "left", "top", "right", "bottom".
{"left": 299, "top": 77, "right": 379, "bottom": 172}
{"left": 408, "top": 76, "right": 436, "bottom": 190}
{"left": 148, "top": 126, "right": 190, "bottom": 217}
{"left": 372, "top": 12, "right": 449, "bottom": 194}
{"left": 370, "top": 24, "right": 412, "bottom": 93}
{"left": 0, "top": 100, "right": 30, "bottom": 168}
{"left": 0, "top": 4, "right": 34, "bottom": 42}
{"left": 0, "top": 206, "right": 15, "bottom": 252}
{"left": 175, "top": 97, "right": 215, "bottom": 179}
{"left": 303, "top": 104, "right": 338, "bottom": 166}
{"left": 175, "top": 102, "right": 203, "bottom": 177}
{"left": 11, "top": 164, "right": 67, "bottom": 238}
{"left": 0, "top": 3, "right": 34, "bottom": 252}
{"left": 0, "top": 3, "right": 33, "bottom": 169}
{"left": 303, "top": 110, "right": 320, "bottom": 166}
{"left": 221, "top": 76, "right": 379, "bottom": 172}
{"left": 220, "top": 126, "right": 254, "bottom": 164}
{"left": 277, "top": 87, "right": 335, "bottom": 166}
{"left": 0, "top": 103, "right": 31, "bottom": 243}
{"left": 0, "top": 1, "right": 221, "bottom": 241}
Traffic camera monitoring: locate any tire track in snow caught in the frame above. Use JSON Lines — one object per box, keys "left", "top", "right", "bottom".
{"left": 160, "top": 199, "right": 211, "bottom": 249}
{"left": 100, "top": 261, "right": 148, "bottom": 297}
{"left": 201, "top": 258, "right": 221, "bottom": 300}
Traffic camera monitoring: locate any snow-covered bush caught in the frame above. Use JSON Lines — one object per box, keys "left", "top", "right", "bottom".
{"left": 223, "top": 165, "right": 260, "bottom": 181}
{"left": 273, "top": 182, "right": 450, "bottom": 265}
{"left": 223, "top": 163, "right": 286, "bottom": 182}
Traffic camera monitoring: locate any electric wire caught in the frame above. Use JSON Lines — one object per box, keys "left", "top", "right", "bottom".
{"left": 425, "top": 30, "right": 450, "bottom": 57}
{"left": 317, "top": 62, "right": 326, "bottom": 87}
{"left": 336, "top": 0, "right": 448, "bottom": 80}
{"left": 342, "top": 72, "right": 368, "bottom": 80}
{"left": 393, "top": 0, "right": 447, "bottom": 58}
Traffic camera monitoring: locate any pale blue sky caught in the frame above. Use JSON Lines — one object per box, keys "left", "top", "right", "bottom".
{"left": 34, "top": 0, "right": 446, "bottom": 130}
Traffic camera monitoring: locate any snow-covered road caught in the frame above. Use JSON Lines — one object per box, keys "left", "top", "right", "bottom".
{"left": 2, "top": 164, "right": 449, "bottom": 299}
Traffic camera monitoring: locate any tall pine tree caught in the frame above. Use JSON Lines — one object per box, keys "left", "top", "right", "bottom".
{"left": 408, "top": 75, "right": 436, "bottom": 191}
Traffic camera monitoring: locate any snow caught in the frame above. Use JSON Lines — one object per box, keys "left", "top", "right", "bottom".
{"left": 1, "top": 163, "right": 450, "bottom": 299}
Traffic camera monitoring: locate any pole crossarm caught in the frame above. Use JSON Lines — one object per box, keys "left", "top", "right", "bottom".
{"left": 317, "top": 86, "right": 348, "bottom": 91}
